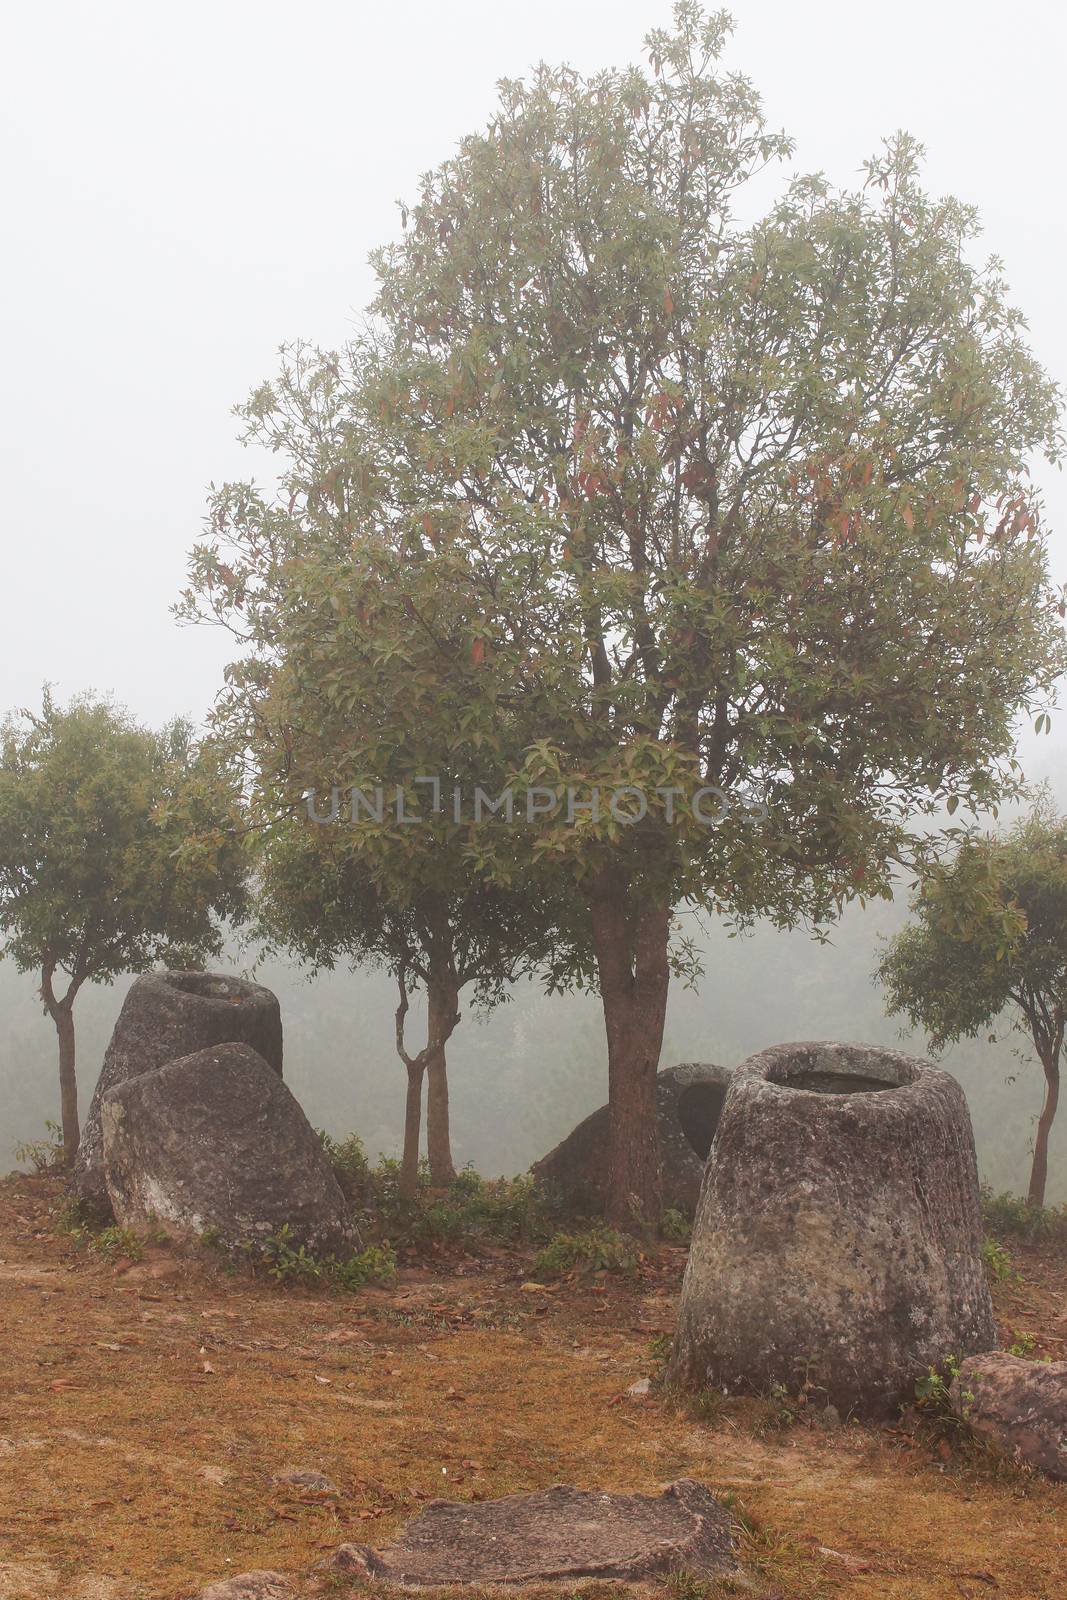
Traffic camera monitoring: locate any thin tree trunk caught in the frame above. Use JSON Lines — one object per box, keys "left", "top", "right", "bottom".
{"left": 425, "top": 975, "right": 458, "bottom": 1187}
{"left": 400, "top": 1060, "right": 425, "bottom": 1199}
{"left": 40, "top": 959, "right": 83, "bottom": 1165}
{"left": 395, "top": 967, "right": 424, "bottom": 1199}
{"left": 54, "top": 1004, "right": 79, "bottom": 1162}
{"left": 1028, "top": 1045, "right": 1061, "bottom": 1208}
{"left": 395, "top": 948, "right": 460, "bottom": 1195}
{"left": 588, "top": 867, "right": 671, "bottom": 1234}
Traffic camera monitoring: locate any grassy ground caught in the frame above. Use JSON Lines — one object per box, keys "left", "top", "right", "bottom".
{"left": 0, "top": 1171, "right": 1064, "bottom": 1600}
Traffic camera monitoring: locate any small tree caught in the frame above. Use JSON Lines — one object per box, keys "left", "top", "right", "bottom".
{"left": 257, "top": 819, "right": 565, "bottom": 1193}
{"left": 878, "top": 806, "right": 1067, "bottom": 1206}
{"left": 0, "top": 691, "right": 249, "bottom": 1159}
{"left": 184, "top": 4, "right": 1066, "bottom": 1228}
{"left": 186, "top": 514, "right": 576, "bottom": 1193}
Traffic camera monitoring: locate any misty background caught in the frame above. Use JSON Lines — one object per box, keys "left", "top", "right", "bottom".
{"left": 1, "top": 2, "right": 1064, "bottom": 1198}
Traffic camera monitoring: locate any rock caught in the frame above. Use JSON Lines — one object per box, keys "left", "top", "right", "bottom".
{"left": 668, "top": 1041, "right": 995, "bottom": 1418}
{"left": 625, "top": 1377, "right": 652, "bottom": 1401}
{"left": 74, "top": 971, "right": 283, "bottom": 1215}
{"left": 327, "top": 1479, "right": 735, "bottom": 1585}
{"left": 192, "top": 1575, "right": 293, "bottom": 1600}
{"left": 272, "top": 1468, "right": 339, "bottom": 1494}
{"left": 952, "top": 1353, "right": 1067, "bottom": 1479}
{"left": 531, "top": 1063, "right": 732, "bottom": 1217}
{"left": 101, "top": 1042, "right": 353, "bottom": 1257}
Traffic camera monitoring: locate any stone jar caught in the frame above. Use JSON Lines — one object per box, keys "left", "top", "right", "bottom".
{"left": 73, "top": 969, "right": 282, "bottom": 1214}
{"left": 667, "top": 1041, "right": 996, "bottom": 1416}
{"left": 530, "top": 1062, "right": 732, "bottom": 1218}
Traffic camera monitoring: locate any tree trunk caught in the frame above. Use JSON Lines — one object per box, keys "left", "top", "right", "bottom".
{"left": 53, "top": 1003, "right": 79, "bottom": 1163}
{"left": 400, "top": 1059, "right": 425, "bottom": 1199}
{"left": 589, "top": 868, "right": 671, "bottom": 1234}
{"left": 1028, "top": 1045, "right": 1060, "bottom": 1208}
{"left": 425, "top": 976, "right": 458, "bottom": 1187}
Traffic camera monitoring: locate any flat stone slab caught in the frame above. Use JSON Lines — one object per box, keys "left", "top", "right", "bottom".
{"left": 329, "top": 1479, "right": 736, "bottom": 1586}
{"left": 194, "top": 1575, "right": 294, "bottom": 1600}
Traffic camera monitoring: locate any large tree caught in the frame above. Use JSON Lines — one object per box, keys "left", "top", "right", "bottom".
{"left": 184, "top": 4, "right": 1065, "bottom": 1228}
{"left": 0, "top": 691, "right": 249, "bottom": 1158}
{"left": 879, "top": 805, "right": 1067, "bottom": 1207}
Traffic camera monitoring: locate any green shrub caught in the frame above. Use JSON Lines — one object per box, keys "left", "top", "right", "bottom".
{"left": 362, "top": 1161, "right": 557, "bottom": 1249}
{"left": 334, "top": 1242, "right": 397, "bottom": 1290}
{"left": 63, "top": 1222, "right": 147, "bottom": 1263}
{"left": 259, "top": 1224, "right": 325, "bottom": 1284}
{"left": 255, "top": 1225, "right": 396, "bottom": 1293}
{"left": 981, "top": 1187, "right": 1067, "bottom": 1243}
{"left": 318, "top": 1130, "right": 371, "bottom": 1199}
{"left": 533, "top": 1223, "right": 639, "bottom": 1277}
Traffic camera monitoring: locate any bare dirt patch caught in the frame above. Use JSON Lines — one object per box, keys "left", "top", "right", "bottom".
{"left": 0, "top": 1173, "right": 1064, "bottom": 1600}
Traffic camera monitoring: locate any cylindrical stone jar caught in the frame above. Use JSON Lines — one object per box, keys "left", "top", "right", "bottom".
{"left": 667, "top": 1041, "right": 996, "bottom": 1416}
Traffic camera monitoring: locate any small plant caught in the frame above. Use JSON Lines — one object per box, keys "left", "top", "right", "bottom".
{"left": 15, "top": 1121, "right": 65, "bottom": 1172}
{"left": 260, "top": 1224, "right": 324, "bottom": 1285}
{"left": 981, "top": 1235, "right": 1015, "bottom": 1282}
{"left": 687, "top": 1385, "right": 725, "bottom": 1425}
{"left": 913, "top": 1354, "right": 974, "bottom": 1443}
{"left": 664, "top": 1570, "right": 712, "bottom": 1600}
{"left": 749, "top": 1380, "right": 800, "bottom": 1437}
{"left": 647, "top": 1330, "right": 673, "bottom": 1365}
{"left": 659, "top": 1207, "right": 692, "bottom": 1243}
{"left": 533, "top": 1223, "right": 639, "bottom": 1278}
{"left": 334, "top": 1242, "right": 397, "bottom": 1290}
{"left": 1007, "top": 1331, "right": 1040, "bottom": 1357}
{"left": 64, "top": 1223, "right": 147, "bottom": 1263}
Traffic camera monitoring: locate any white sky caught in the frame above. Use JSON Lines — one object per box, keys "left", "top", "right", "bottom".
{"left": 2, "top": 0, "right": 1065, "bottom": 744}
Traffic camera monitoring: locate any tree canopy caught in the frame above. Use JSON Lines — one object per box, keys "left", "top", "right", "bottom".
{"left": 183, "top": 3, "right": 1066, "bottom": 1226}
{"left": 0, "top": 690, "right": 249, "bottom": 1156}
{"left": 879, "top": 804, "right": 1067, "bottom": 1206}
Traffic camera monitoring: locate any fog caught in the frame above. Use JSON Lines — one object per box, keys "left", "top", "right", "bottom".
{"left": 1, "top": 2, "right": 1065, "bottom": 1198}
{"left": 3, "top": 888, "right": 1065, "bottom": 1201}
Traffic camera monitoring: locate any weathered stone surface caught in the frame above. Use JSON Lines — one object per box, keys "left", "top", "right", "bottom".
{"left": 952, "top": 1353, "right": 1067, "bottom": 1479}
{"left": 74, "top": 971, "right": 283, "bottom": 1214}
{"left": 101, "top": 1042, "right": 353, "bottom": 1257}
{"left": 192, "top": 1574, "right": 294, "bottom": 1600}
{"left": 531, "top": 1063, "right": 732, "bottom": 1216}
{"left": 328, "top": 1479, "right": 735, "bottom": 1586}
{"left": 668, "top": 1041, "right": 995, "bottom": 1417}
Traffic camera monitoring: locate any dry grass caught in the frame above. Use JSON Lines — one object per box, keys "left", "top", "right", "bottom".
{"left": 0, "top": 1172, "right": 1064, "bottom": 1600}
